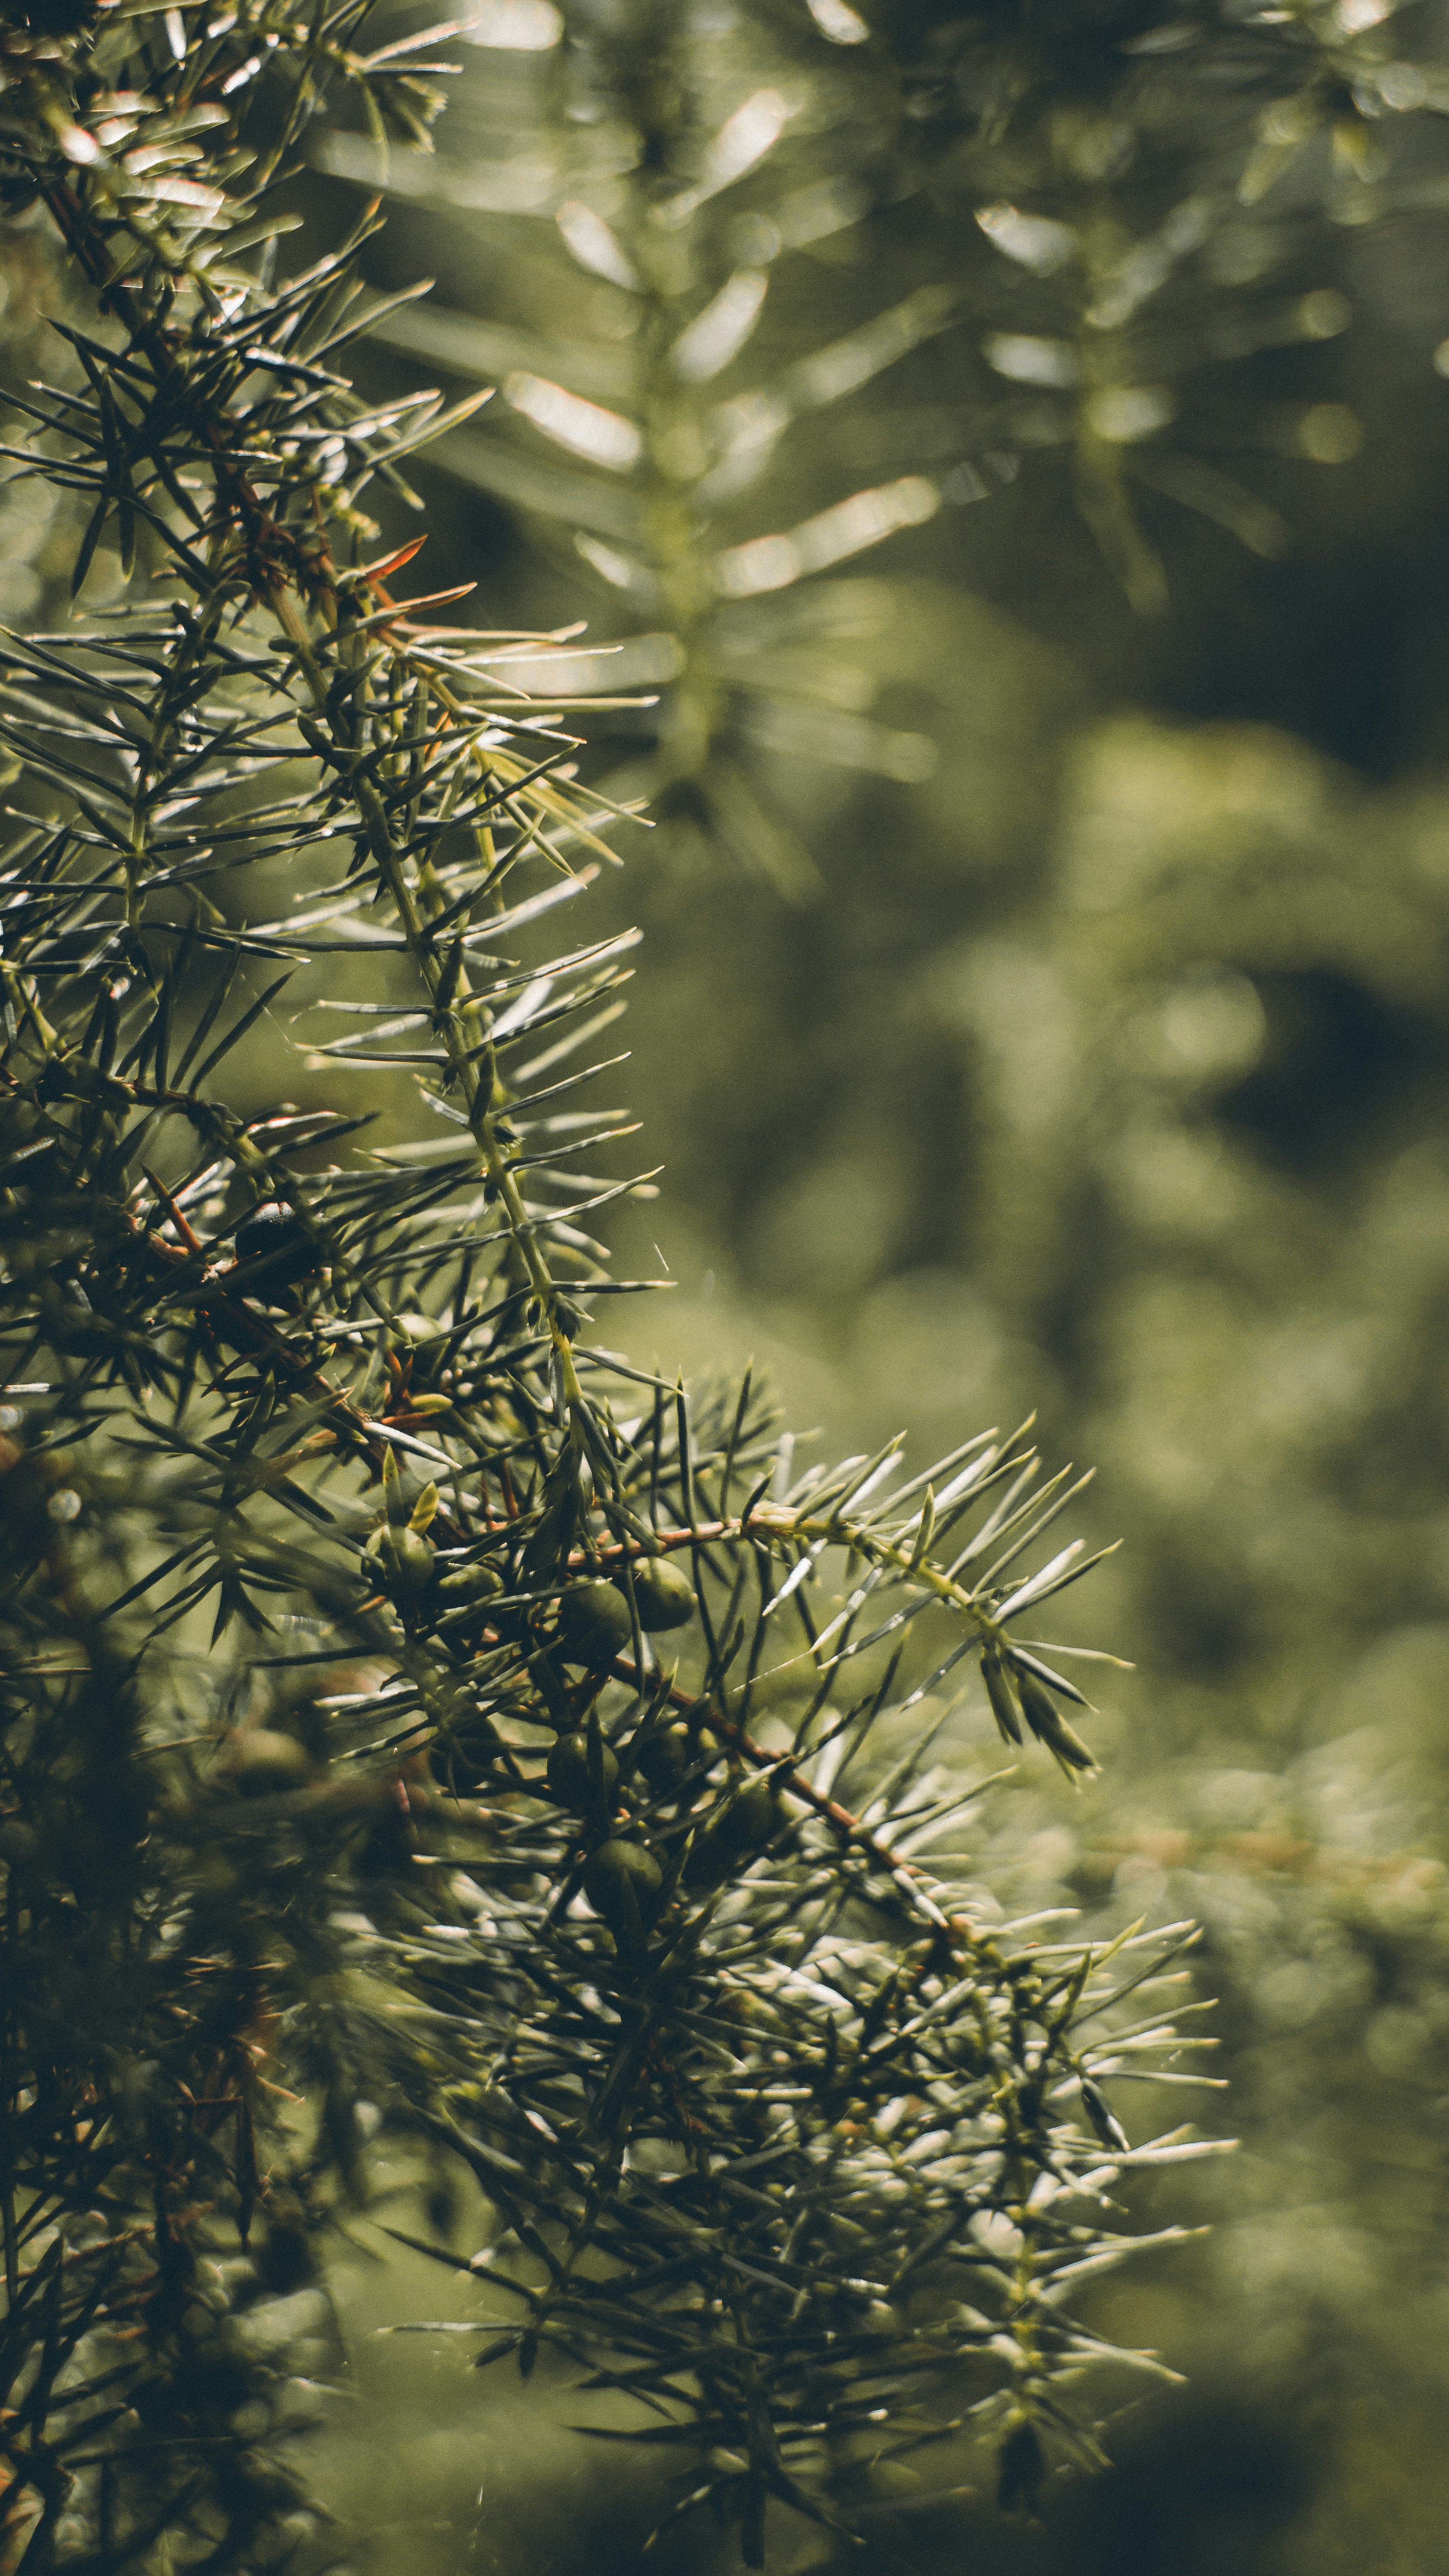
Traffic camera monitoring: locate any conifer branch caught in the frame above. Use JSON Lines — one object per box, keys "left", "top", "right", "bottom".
{"left": 0, "top": 5, "right": 1221, "bottom": 2567}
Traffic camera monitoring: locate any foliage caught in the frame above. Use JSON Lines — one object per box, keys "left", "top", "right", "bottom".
{"left": 287, "top": 1, "right": 1449, "bottom": 2565}
{"left": 0, "top": 6, "right": 1224, "bottom": 2572}
{"left": 326, "top": 0, "right": 1449, "bottom": 882}
{"left": 574, "top": 698, "right": 1449, "bottom": 2574}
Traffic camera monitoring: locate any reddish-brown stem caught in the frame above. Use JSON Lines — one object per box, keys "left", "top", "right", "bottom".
{"left": 602, "top": 1652, "right": 960, "bottom": 1937}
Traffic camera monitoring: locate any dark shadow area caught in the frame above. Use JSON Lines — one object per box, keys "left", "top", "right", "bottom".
{"left": 1214, "top": 969, "right": 1448, "bottom": 1169}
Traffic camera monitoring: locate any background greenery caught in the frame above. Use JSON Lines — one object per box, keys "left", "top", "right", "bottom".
{"left": 9, "top": 0, "right": 1449, "bottom": 2567}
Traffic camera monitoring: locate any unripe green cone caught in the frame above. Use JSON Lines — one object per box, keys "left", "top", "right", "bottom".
{"left": 433, "top": 1721, "right": 494, "bottom": 1791}
{"left": 557, "top": 1579, "right": 634, "bottom": 1664}
{"left": 438, "top": 1559, "right": 503, "bottom": 1601}
{"left": 637, "top": 1721, "right": 719, "bottom": 1793}
{"left": 583, "top": 1838, "right": 663, "bottom": 1931}
{"left": 684, "top": 1778, "right": 781, "bottom": 1887}
{"left": 629, "top": 1557, "right": 696, "bottom": 1632}
{"left": 546, "top": 1731, "right": 619, "bottom": 1812}
{"left": 366, "top": 1522, "right": 436, "bottom": 1602}
{"left": 225, "top": 1731, "right": 313, "bottom": 1797}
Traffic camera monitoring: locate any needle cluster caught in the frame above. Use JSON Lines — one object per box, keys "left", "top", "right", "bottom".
{"left": 0, "top": 5, "right": 1217, "bottom": 2567}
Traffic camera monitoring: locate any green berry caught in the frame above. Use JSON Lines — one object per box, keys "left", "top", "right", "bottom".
{"left": 431, "top": 1721, "right": 494, "bottom": 1792}
{"left": 684, "top": 1779, "right": 781, "bottom": 1887}
{"left": 234, "top": 1201, "right": 318, "bottom": 1294}
{"left": 225, "top": 1731, "right": 313, "bottom": 1798}
{"left": 557, "top": 1580, "right": 634, "bottom": 1665}
{"left": 438, "top": 1559, "right": 503, "bottom": 1601}
{"left": 582, "top": 1839, "right": 663, "bottom": 1932}
{"left": 629, "top": 1557, "right": 696, "bottom": 1632}
{"left": 366, "top": 1522, "right": 436, "bottom": 1602}
{"left": 637, "top": 1722, "right": 719, "bottom": 1793}
{"left": 546, "top": 1731, "right": 619, "bottom": 1812}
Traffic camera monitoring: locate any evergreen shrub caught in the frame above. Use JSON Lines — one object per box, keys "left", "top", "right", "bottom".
{"left": 0, "top": 4, "right": 1223, "bottom": 2569}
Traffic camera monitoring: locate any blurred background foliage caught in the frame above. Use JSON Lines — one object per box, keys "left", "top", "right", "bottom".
{"left": 10, "top": 0, "right": 1449, "bottom": 2567}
